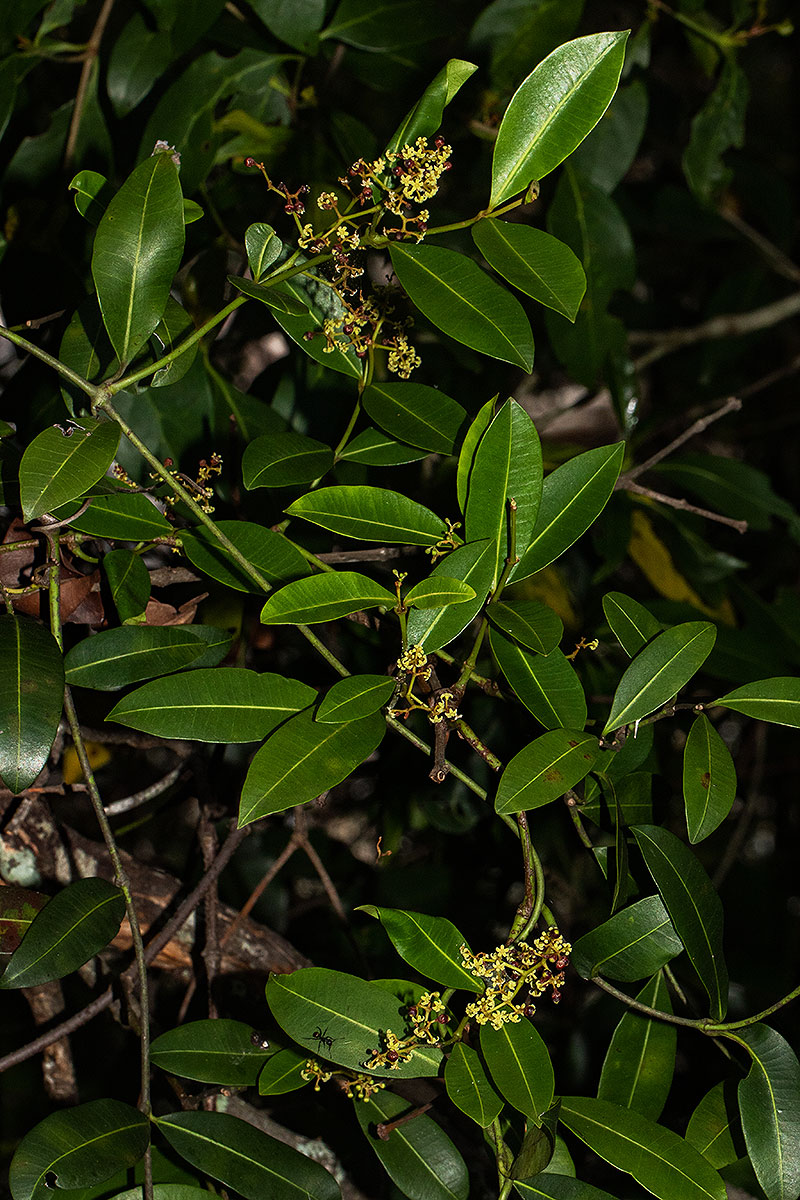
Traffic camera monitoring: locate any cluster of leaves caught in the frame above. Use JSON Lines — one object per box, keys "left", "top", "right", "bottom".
{"left": 1, "top": 2, "right": 799, "bottom": 1200}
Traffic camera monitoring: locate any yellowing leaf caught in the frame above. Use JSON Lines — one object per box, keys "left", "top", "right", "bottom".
{"left": 510, "top": 564, "right": 579, "bottom": 630}
{"left": 62, "top": 742, "right": 112, "bottom": 785}
{"left": 628, "top": 511, "right": 734, "bottom": 623}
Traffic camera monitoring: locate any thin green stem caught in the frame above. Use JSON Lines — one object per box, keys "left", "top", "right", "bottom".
{"left": 566, "top": 799, "right": 595, "bottom": 850}
{"left": 455, "top": 499, "right": 519, "bottom": 693}
{"left": 705, "top": 981, "right": 800, "bottom": 1032}
{"left": 409, "top": 196, "right": 526, "bottom": 240}
{"left": 486, "top": 1117, "right": 515, "bottom": 1198}
{"left": 592, "top": 976, "right": 711, "bottom": 1029}
{"left": 0, "top": 324, "right": 97, "bottom": 397}
{"left": 333, "top": 395, "right": 363, "bottom": 461}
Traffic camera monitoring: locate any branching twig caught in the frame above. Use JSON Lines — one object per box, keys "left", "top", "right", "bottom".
{"left": 64, "top": 0, "right": 116, "bottom": 167}
{"left": 619, "top": 396, "right": 742, "bottom": 485}
{"left": 623, "top": 481, "right": 748, "bottom": 532}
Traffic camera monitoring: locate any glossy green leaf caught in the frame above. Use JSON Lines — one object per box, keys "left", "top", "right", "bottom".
{"left": 559, "top": 1096, "right": 726, "bottom": 1200}
{"left": 257, "top": 1047, "right": 309, "bottom": 1095}
{"left": 356, "top": 906, "right": 479, "bottom": 991}
{"left": 511, "top": 444, "right": 625, "bottom": 582}
{"left": 0, "top": 878, "right": 124, "bottom": 989}
{"left": 444, "top": 1043, "right": 503, "bottom": 1128}
{"left": 405, "top": 577, "right": 476, "bottom": 610}
{"left": 387, "top": 58, "right": 477, "bottom": 155}
{"left": 69, "top": 169, "right": 114, "bottom": 224}
{"left": 582, "top": 771, "right": 653, "bottom": 831}
{"left": 633, "top": 825, "right": 728, "bottom": 1021}
{"left": 603, "top": 622, "right": 717, "bottom": 735}
{"left": 363, "top": 381, "right": 467, "bottom": 453}
{"left": 107, "top": 668, "right": 315, "bottom": 742}
{"left": 65, "top": 625, "right": 230, "bottom": 690}
{"left": 511, "top": 1108, "right": 558, "bottom": 1181}
{"left": 150, "top": 1020, "right": 271, "bottom": 1085}
{"left": 487, "top": 599, "right": 562, "bottom": 655}
{"left": 390, "top": 243, "right": 534, "bottom": 371}
{"left": 481, "top": 1020, "right": 555, "bottom": 1121}
{"left": 490, "top": 31, "right": 629, "bottom": 206}
{"left": 456, "top": 397, "right": 495, "bottom": 514}
{"left": 339, "top": 428, "right": 426, "bottom": 466}
{"left": 714, "top": 677, "right": 800, "bottom": 729}
{"left": 571, "top": 894, "right": 683, "bottom": 982}
{"left": 405, "top": 541, "right": 493, "bottom": 653}
{"left": 465, "top": 398, "right": 543, "bottom": 585}
{"left": 686, "top": 1082, "right": 741, "bottom": 1170}
{"left": 356, "top": 1089, "right": 469, "bottom": 1200}
{"left": 473, "top": 219, "right": 586, "bottom": 320}
{"left": 602, "top": 591, "right": 662, "bottom": 657}
{"left": 103, "top": 549, "right": 150, "bottom": 623}
{"left": 239, "top": 709, "right": 385, "bottom": 825}
{"left": 156, "top": 1111, "right": 340, "bottom": 1200}
{"left": 19, "top": 417, "right": 120, "bottom": 522}
{"left": 92, "top": 150, "right": 185, "bottom": 365}
{"left": 150, "top": 297, "right": 198, "bottom": 387}
{"left": 515, "top": 1174, "right": 617, "bottom": 1200}
{"left": 0, "top": 614, "right": 64, "bottom": 794}
{"left": 68, "top": 492, "right": 172, "bottom": 540}
{"left": 286, "top": 485, "right": 445, "bottom": 545}
{"left": 266, "top": 966, "right": 442, "bottom": 1078}
{"left": 496, "top": 729, "right": 599, "bottom": 814}
{"left": 9, "top": 1099, "right": 149, "bottom": 1200}
{"left": 181, "top": 521, "right": 311, "bottom": 593}
{"left": 597, "top": 972, "right": 676, "bottom": 1120}
{"left": 58, "top": 299, "right": 117, "bottom": 412}
{"left": 490, "top": 632, "right": 587, "bottom": 731}
{"left": 683, "top": 715, "right": 737, "bottom": 843}
{"left": 260, "top": 571, "right": 396, "bottom": 624}
{"left": 245, "top": 222, "right": 281, "bottom": 279}
{"left": 736, "top": 1023, "right": 800, "bottom": 1200}
{"left": 683, "top": 59, "right": 748, "bottom": 205}
{"left": 243, "top": 432, "right": 334, "bottom": 488}
{"left": 316, "top": 675, "right": 396, "bottom": 723}
{"left": 227, "top": 275, "right": 308, "bottom": 315}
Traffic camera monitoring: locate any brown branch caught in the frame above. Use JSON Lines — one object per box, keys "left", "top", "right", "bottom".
{"left": 720, "top": 208, "right": 800, "bottom": 286}
{"left": 619, "top": 396, "right": 742, "bottom": 485}
{"left": 377, "top": 1100, "right": 434, "bottom": 1140}
{"left": 622, "top": 481, "right": 748, "bottom": 532}
{"left": 64, "top": 0, "right": 116, "bottom": 168}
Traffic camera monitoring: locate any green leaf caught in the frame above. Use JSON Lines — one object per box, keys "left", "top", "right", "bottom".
{"left": 107, "top": 13, "right": 173, "bottom": 117}
{"left": 239, "top": 709, "right": 385, "bottom": 825}
{"left": 444, "top": 1043, "right": 503, "bottom": 1128}
{"left": 405, "top": 577, "right": 476, "bottom": 609}
{"left": 511, "top": 444, "right": 625, "bottom": 582}
{"left": 257, "top": 1048, "right": 309, "bottom": 1095}
{"left": 150, "top": 297, "right": 198, "bottom": 387}
{"left": 603, "top": 622, "right": 717, "bottom": 735}
{"left": 227, "top": 275, "right": 309, "bottom": 315}
{"left": 602, "top": 591, "right": 662, "bottom": 657}
{"left": 489, "top": 632, "right": 587, "bottom": 731}
{"left": 686, "top": 1082, "right": 741, "bottom": 1170}
{"left": 683, "top": 715, "right": 737, "bottom": 844}
{"left": 0, "top": 878, "right": 124, "bottom": 988}
{"left": 322, "top": 0, "right": 444, "bottom": 51}
{"left": 249, "top": 0, "right": 324, "bottom": 52}
{"left": 266, "top": 966, "right": 443, "bottom": 1078}
{"left": 683, "top": 59, "right": 748, "bottom": 205}
{"left": 633, "top": 825, "right": 728, "bottom": 1021}
{"left": 465, "top": 398, "right": 543, "bottom": 585}
{"left": 0, "top": 614, "right": 64, "bottom": 795}
{"left": 406, "top": 540, "right": 495, "bottom": 653}
{"left": 339, "top": 428, "right": 426, "bottom": 466}
{"left": 260, "top": 571, "right": 396, "bottom": 624}
{"left": 58, "top": 299, "right": 117, "bottom": 412}
{"left": 91, "top": 150, "right": 185, "bottom": 365}
{"left": 242, "top": 432, "right": 334, "bottom": 488}
{"left": 356, "top": 1089, "right": 469, "bottom": 1200}
{"left": 714, "top": 678, "right": 800, "bottom": 729}
{"left": 244, "top": 222, "right": 281, "bottom": 279}
{"left": 156, "top": 1111, "right": 340, "bottom": 1200}
{"left": 181, "top": 521, "right": 311, "bottom": 593}
{"left": 387, "top": 58, "right": 478, "bottom": 155}
{"left": 495, "top": 729, "right": 599, "bottom": 814}
{"left": 65, "top": 625, "right": 230, "bottom": 690}
{"left": 67, "top": 492, "right": 172, "bottom": 540}
{"left": 0, "top": 886, "right": 48, "bottom": 959}
{"left": 570, "top": 79, "right": 649, "bottom": 193}
{"left": 69, "top": 169, "right": 114, "bottom": 224}
{"left": 490, "top": 31, "right": 630, "bottom": 206}
{"left": 597, "top": 972, "right": 676, "bottom": 1121}
{"left": 511, "top": 1106, "right": 559, "bottom": 1180}
{"left": 107, "top": 1188, "right": 211, "bottom": 1200}
{"left": 9, "top": 1099, "right": 149, "bottom": 1200}
{"left": 150, "top": 1020, "right": 271, "bottom": 1086}
{"left": 456, "top": 398, "right": 495, "bottom": 514}
{"left": 472, "top": 219, "right": 586, "bottom": 321}
{"left": 286, "top": 485, "right": 446, "bottom": 545}
{"left": 571, "top": 894, "right": 684, "bottom": 982}
{"left": 19, "top": 417, "right": 120, "bottom": 522}
{"left": 103, "top": 549, "right": 151, "bottom": 623}
{"left": 356, "top": 906, "right": 479, "bottom": 991}
{"left": 736, "top": 1023, "right": 800, "bottom": 1200}
{"left": 363, "top": 381, "right": 467, "bottom": 453}
{"left": 389, "top": 243, "right": 534, "bottom": 371}
{"left": 559, "top": 1096, "right": 726, "bottom": 1200}
{"left": 107, "top": 668, "right": 315, "bottom": 742}
{"left": 487, "top": 599, "right": 563, "bottom": 655}
{"left": 480, "top": 1020, "right": 555, "bottom": 1122}
{"left": 514, "top": 1174, "right": 617, "bottom": 1200}
{"left": 316, "top": 675, "right": 396, "bottom": 723}
{"left": 269, "top": 271, "right": 361, "bottom": 377}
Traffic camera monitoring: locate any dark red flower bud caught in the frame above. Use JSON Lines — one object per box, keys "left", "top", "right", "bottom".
{"left": 437, "top": 1014, "right": 448, "bottom": 1023}
{"left": 407, "top": 1005, "right": 418, "bottom": 1017}
{"left": 386, "top": 1050, "right": 399, "bottom": 1062}
{"left": 244, "top": 157, "right": 256, "bottom": 168}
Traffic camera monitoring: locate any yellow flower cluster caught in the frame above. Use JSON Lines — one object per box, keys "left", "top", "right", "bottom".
{"left": 301, "top": 1059, "right": 387, "bottom": 1100}
{"left": 395, "top": 644, "right": 430, "bottom": 679}
{"left": 361, "top": 991, "right": 449, "bottom": 1072}
{"left": 460, "top": 929, "right": 572, "bottom": 1029}
{"left": 362, "top": 1028, "right": 414, "bottom": 1072}
{"left": 429, "top": 691, "right": 460, "bottom": 724}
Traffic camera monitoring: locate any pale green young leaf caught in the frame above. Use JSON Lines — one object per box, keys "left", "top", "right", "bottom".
{"left": 404, "top": 576, "right": 476, "bottom": 610}
{"left": 406, "top": 540, "right": 495, "bottom": 653}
